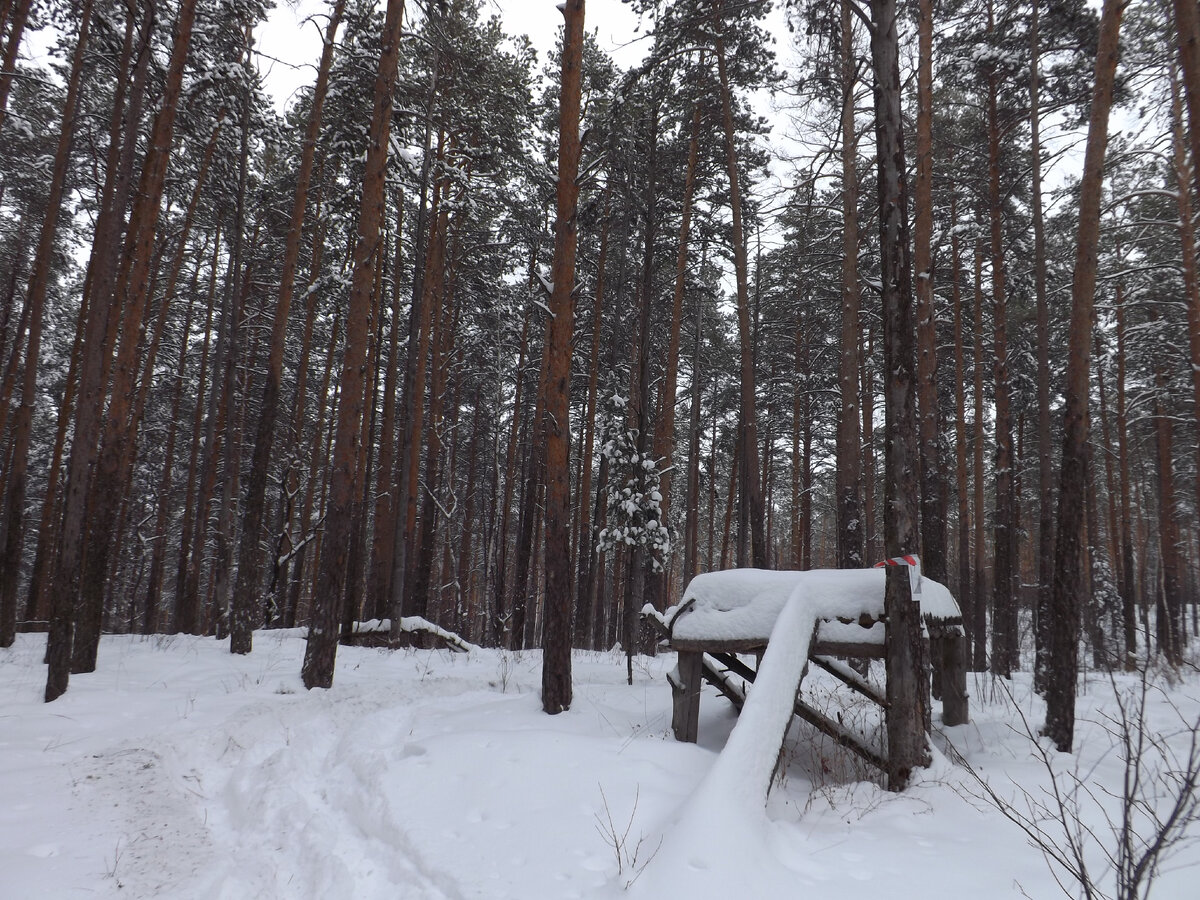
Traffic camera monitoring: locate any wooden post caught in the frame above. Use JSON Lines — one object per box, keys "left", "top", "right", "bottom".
{"left": 670, "top": 650, "right": 703, "bottom": 742}
{"left": 929, "top": 633, "right": 944, "bottom": 700}
{"left": 941, "top": 630, "right": 969, "bottom": 726}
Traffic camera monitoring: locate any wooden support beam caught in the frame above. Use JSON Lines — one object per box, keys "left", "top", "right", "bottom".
{"left": 792, "top": 697, "right": 888, "bottom": 773}
{"left": 810, "top": 655, "right": 888, "bottom": 708}
{"left": 670, "top": 650, "right": 703, "bottom": 742}
{"left": 940, "top": 631, "right": 969, "bottom": 726}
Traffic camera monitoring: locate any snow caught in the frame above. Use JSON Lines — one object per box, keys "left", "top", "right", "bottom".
{"left": 632, "top": 586, "right": 818, "bottom": 895}
{"left": 670, "top": 568, "right": 962, "bottom": 645}
{"left": 2, "top": 632, "right": 1197, "bottom": 899}
{"left": 352, "top": 616, "right": 480, "bottom": 653}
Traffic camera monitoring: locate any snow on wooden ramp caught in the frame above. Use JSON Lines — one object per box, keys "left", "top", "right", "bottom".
{"left": 631, "top": 580, "right": 825, "bottom": 895}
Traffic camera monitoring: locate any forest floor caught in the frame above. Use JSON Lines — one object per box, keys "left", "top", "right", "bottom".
{"left": 1, "top": 629, "right": 1197, "bottom": 899}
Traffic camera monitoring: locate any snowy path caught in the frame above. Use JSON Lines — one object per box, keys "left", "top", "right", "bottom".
{"left": 2, "top": 631, "right": 1197, "bottom": 899}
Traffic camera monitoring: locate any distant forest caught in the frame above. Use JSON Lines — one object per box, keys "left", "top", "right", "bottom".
{"left": 0, "top": 0, "right": 1193, "bottom": 726}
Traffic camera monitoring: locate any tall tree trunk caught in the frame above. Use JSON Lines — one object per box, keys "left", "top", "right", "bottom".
{"left": 1045, "top": 0, "right": 1123, "bottom": 752}
{"left": 1030, "top": 0, "right": 1055, "bottom": 693}
{"left": 573, "top": 190, "right": 610, "bottom": 646}
{"left": 626, "top": 103, "right": 659, "bottom": 679}
{"left": 511, "top": 321, "right": 550, "bottom": 648}
{"left": 143, "top": 250, "right": 207, "bottom": 633}
{"left": 861, "top": 322, "right": 877, "bottom": 564}
{"left": 1150, "top": 305, "right": 1185, "bottom": 666}
{"left": 914, "top": 0, "right": 944, "bottom": 585}
{"left": 541, "top": 0, "right": 583, "bottom": 713}
{"left": 172, "top": 233, "right": 221, "bottom": 633}
{"left": 455, "top": 389, "right": 483, "bottom": 637}
{"left": 951, "top": 191, "right": 972, "bottom": 662}
{"left": 0, "top": 0, "right": 30, "bottom": 133}
{"left": 986, "top": 0, "right": 1017, "bottom": 678}
{"left": 1168, "top": 47, "right": 1200, "bottom": 633}
{"left": 28, "top": 0, "right": 151, "bottom": 629}
{"left": 394, "top": 169, "right": 446, "bottom": 624}
{"left": 869, "top": 0, "right": 930, "bottom": 791}
{"left": 46, "top": 0, "right": 199, "bottom": 701}
{"left": 492, "top": 306, "right": 531, "bottom": 645}
{"left": 971, "top": 238, "right": 988, "bottom": 671}
{"left": 837, "top": 0, "right": 864, "bottom": 572}
{"left": 792, "top": 311, "right": 803, "bottom": 568}
{"left": 684, "top": 278, "right": 705, "bottom": 584}
{"left": 388, "top": 44, "right": 443, "bottom": 638}
{"left": 0, "top": 0, "right": 92, "bottom": 648}
{"left": 411, "top": 217, "right": 455, "bottom": 624}
{"left": 1115, "top": 280, "right": 1137, "bottom": 667}
{"left": 366, "top": 203, "right": 404, "bottom": 621}
{"left": 232, "top": 0, "right": 345, "bottom": 655}
{"left": 645, "top": 102, "right": 700, "bottom": 611}
{"left": 714, "top": 14, "right": 766, "bottom": 569}
{"left": 302, "top": 0, "right": 406, "bottom": 690}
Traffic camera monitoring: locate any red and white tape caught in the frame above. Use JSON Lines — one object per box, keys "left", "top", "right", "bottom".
{"left": 872, "top": 554, "right": 922, "bottom": 595}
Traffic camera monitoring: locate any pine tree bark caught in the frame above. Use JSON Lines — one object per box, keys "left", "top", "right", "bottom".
{"left": 950, "top": 191, "right": 972, "bottom": 662}
{"left": 1150, "top": 305, "right": 1184, "bottom": 665}
{"left": 388, "top": 45, "right": 443, "bottom": 636}
{"left": 46, "top": 0, "right": 199, "bottom": 700}
{"left": 366, "top": 205, "right": 404, "bottom": 621}
{"left": 492, "top": 306, "right": 531, "bottom": 645}
{"left": 971, "top": 238, "right": 988, "bottom": 671}
{"left": 1030, "top": 0, "right": 1055, "bottom": 693}
{"left": 914, "top": 0, "right": 944, "bottom": 586}
{"left": 232, "top": 0, "right": 345, "bottom": 655}
{"left": 861, "top": 323, "right": 877, "bottom": 564}
{"left": 302, "top": 0, "right": 406, "bottom": 690}
{"left": 714, "top": 12, "right": 766, "bottom": 569}
{"left": 645, "top": 102, "right": 699, "bottom": 610}
{"left": 868, "top": 0, "right": 930, "bottom": 790}
{"left": 684, "top": 279, "right": 704, "bottom": 583}
{"left": 573, "top": 190, "right": 610, "bottom": 646}
{"left": 1045, "top": 0, "right": 1124, "bottom": 752}
{"left": 143, "top": 251, "right": 207, "bottom": 633}
{"left": 986, "top": 0, "right": 1017, "bottom": 678}
{"left": 0, "top": 0, "right": 92, "bottom": 648}
{"left": 626, "top": 103, "right": 659, "bottom": 675}
{"left": 1115, "top": 280, "right": 1137, "bottom": 667}
{"left": 540, "top": 0, "right": 584, "bottom": 714}
{"left": 410, "top": 209, "right": 454, "bottom": 624}
{"left": 1168, "top": 43, "right": 1200, "bottom": 631}
{"left": 392, "top": 165, "right": 445, "bottom": 628}
{"left": 172, "top": 234, "right": 222, "bottom": 634}
{"left": 0, "top": 0, "right": 30, "bottom": 134}
{"left": 837, "top": 0, "right": 864, "bottom": 572}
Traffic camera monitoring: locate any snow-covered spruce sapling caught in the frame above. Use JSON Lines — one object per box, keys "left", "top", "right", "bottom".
{"left": 595, "top": 394, "right": 671, "bottom": 571}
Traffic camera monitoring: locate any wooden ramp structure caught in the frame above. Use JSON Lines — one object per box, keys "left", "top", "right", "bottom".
{"left": 644, "top": 568, "right": 968, "bottom": 778}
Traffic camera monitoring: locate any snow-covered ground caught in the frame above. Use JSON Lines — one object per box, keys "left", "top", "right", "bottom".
{"left": 2, "top": 631, "right": 1197, "bottom": 899}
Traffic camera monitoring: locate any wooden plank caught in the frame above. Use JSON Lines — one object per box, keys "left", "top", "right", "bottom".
{"left": 810, "top": 655, "right": 888, "bottom": 707}
{"left": 812, "top": 639, "right": 886, "bottom": 659}
{"left": 674, "top": 636, "right": 885, "bottom": 658}
{"left": 670, "top": 651, "right": 703, "bottom": 742}
{"left": 707, "top": 650, "right": 758, "bottom": 684}
{"left": 940, "top": 631, "right": 969, "bottom": 726}
{"left": 671, "top": 637, "right": 769, "bottom": 654}
{"left": 792, "top": 697, "right": 888, "bottom": 772}
{"left": 696, "top": 655, "right": 746, "bottom": 711}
